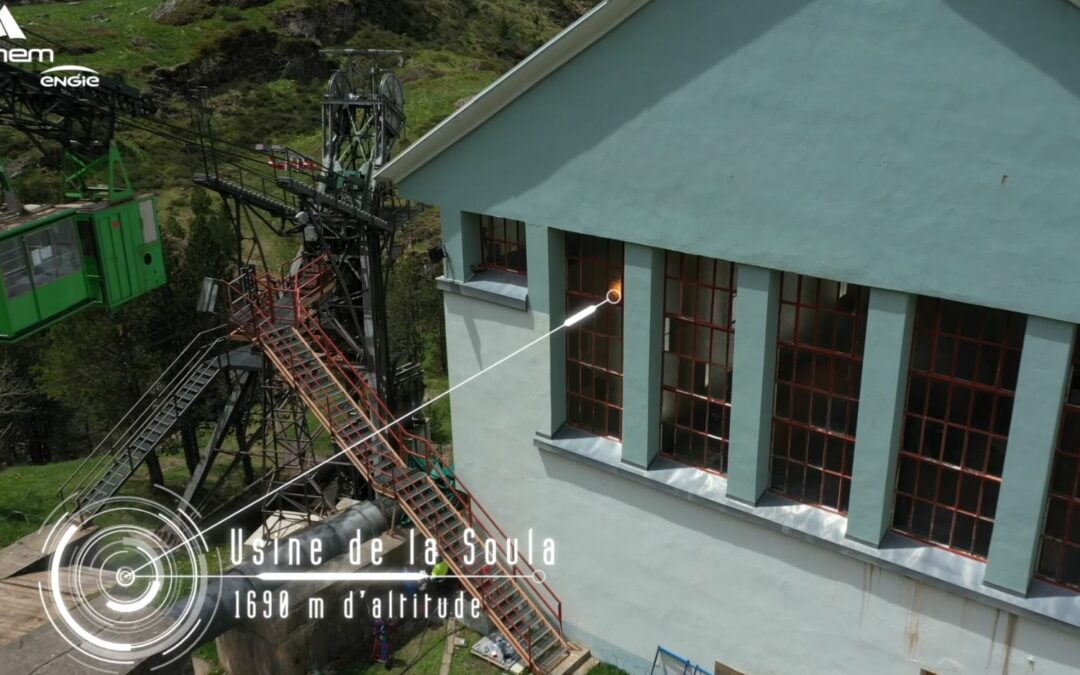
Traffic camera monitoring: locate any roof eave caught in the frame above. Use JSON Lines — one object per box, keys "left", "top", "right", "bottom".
{"left": 376, "top": 0, "right": 652, "bottom": 185}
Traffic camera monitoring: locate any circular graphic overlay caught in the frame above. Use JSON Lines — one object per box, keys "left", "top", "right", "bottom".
{"left": 37, "top": 494, "right": 220, "bottom": 669}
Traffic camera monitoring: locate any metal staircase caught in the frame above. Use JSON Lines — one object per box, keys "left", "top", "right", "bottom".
{"left": 59, "top": 328, "right": 229, "bottom": 514}
{"left": 274, "top": 177, "right": 389, "bottom": 229}
{"left": 192, "top": 172, "right": 297, "bottom": 221}
{"left": 227, "top": 259, "right": 572, "bottom": 673}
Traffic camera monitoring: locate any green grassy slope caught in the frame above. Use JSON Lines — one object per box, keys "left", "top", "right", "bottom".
{"left": 3, "top": 0, "right": 592, "bottom": 266}
{"left": 0, "top": 455, "right": 195, "bottom": 546}
{"left": 0, "top": 0, "right": 591, "bottom": 507}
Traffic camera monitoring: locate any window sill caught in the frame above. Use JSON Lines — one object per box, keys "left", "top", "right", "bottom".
{"left": 436, "top": 269, "right": 528, "bottom": 311}
{"left": 533, "top": 427, "right": 1080, "bottom": 633}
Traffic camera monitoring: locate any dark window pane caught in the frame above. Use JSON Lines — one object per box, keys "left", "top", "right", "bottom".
{"left": 768, "top": 273, "right": 868, "bottom": 513}
{"left": 565, "top": 233, "right": 622, "bottom": 439}
{"left": 660, "top": 254, "right": 737, "bottom": 474}
{"left": 478, "top": 214, "right": 528, "bottom": 275}
{"left": 893, "top": 298, "right": 1023, "bottom": 559}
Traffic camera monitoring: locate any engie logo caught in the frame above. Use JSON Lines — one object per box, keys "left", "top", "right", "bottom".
{"left": 40, "top": 65, "right": 100, "bottom": 88}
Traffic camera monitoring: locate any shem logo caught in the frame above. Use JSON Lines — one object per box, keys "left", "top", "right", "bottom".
{"left": 0, "top": 4, "right": 24, "bottom": 39}
{"left": 0, "top": 6, "right": 98, "bottom": 87}
{"left": 0, "top": 5, "right": 54, "bottom": 64}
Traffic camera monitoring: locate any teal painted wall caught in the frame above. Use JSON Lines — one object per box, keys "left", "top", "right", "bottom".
{"left": 439, "top": 282, "right": 1080, "bottom": 674}
{"left": 411, "top": 1, "right": 1080, "bottom": 659}
{"left": 401, "top": 0, "right": 1080, "bottom": 324}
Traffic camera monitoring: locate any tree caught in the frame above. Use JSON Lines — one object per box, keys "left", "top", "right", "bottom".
{"left": 0, "top": 344, "right": 72, "bottom": 467}
{"left": 0, "top": 355, "right": 33, "bottom": 420}
{"left": 31, "top": 188, "right": 237, "bottom": 484}
{"left": 0, "top": 354, "right": 33, "bottom": 465}
{"left": 387, "top": 252, "right": 446, "bottom": 375}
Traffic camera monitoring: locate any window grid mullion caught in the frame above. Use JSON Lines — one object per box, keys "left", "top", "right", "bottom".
{"left": 770, "top": 274, "right": 869, "bottom": 513}
{"left": 565, "top": 233, "right": 623, "bottom": 440}
{"left": 660, "top": 254, "right": 736, "bottom": 474}
{"left": 893, "top": 298, "right": 1024, "bottom": 559}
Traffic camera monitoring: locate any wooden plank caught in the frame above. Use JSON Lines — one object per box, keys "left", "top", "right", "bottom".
{"left": 0, "top": 525, "right": 97, "bottom": 579}
{"left": 4, "top": 568, "right": 93, "bottom": 596}
{"left": 0, "top": 566, "right": 116, "bottom": 646}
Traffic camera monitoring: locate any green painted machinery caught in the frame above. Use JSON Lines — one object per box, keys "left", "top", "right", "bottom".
{"left": 0, "top": 157, "right": 167, "bottom": 342}
{"left": 0, "top": 61, "right": 167, "bottom": 342}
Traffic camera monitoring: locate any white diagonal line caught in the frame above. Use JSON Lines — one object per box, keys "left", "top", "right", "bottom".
{"left": 128, "top": 296, "right": 615, "bottom": 575}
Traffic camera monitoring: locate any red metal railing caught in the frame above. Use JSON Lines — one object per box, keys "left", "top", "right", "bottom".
{"left": 222, "top": 257, "right": 567, "bottom": 667}
{"left": 285, "top": 268, "right": 565, "bottom": 633}
{"left": 270, "top": 323, "right": 567, "bottom": 663}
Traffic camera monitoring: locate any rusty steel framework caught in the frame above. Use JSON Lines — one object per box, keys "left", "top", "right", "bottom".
{"left": 3, "top": 37, "right": 576, "bottom": 670}
{"left": 183, "top": 49, "right": 427, "bottom": 537}
{"left": 217, "top": 257, "right": 571, "bottom": 671}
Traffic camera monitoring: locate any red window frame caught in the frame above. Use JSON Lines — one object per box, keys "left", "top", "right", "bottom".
{"left": 1037, "top": 337, "right": 1080, "bottom": 590}
{"left": 892, "top": 298, "right": 1025, "bottom": 558}
{"left": 769, "top": 274, "right": 869, "bottom": 512}
{"left": 565, "top": 233, "right": 623, "bottom": 440}
{"left": 478, "top": 215, "right": 527, "bottom": 275}
{"left": 659, "top": 253, "right": 736, "bottom": 474}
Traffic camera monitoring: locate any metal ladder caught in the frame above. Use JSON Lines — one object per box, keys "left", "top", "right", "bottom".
{"left": 229, "top": 260, "right": 572, "bottom": 673}
{"left": 59, "top": 327, "right": 229, "bottom": 514}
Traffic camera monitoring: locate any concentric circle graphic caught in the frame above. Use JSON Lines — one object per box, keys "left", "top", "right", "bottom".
{"left": 37, "top": 492, "right": 223, "bottom": 670}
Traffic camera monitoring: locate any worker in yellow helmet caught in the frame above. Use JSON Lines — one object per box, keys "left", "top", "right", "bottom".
{"left": 431, "top": 558, "right": 454, "bottom": 597}
{"left": 432, "top": 559, "right": 451, "bottom": 578}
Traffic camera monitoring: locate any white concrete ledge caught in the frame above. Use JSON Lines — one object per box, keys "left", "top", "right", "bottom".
{"left": 436, "top": 271, "right": 528, "bottom": 311}
{"left": 534, "top": 427, "right": 1080, "bottom": 634}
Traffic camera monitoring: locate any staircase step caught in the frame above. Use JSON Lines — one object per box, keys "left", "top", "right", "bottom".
{"left": 236, "top": 296, "right": 570, "bottom": 674}
{"left": 530, "top": 633, "right": 559, "bottom": 658}
{"left": 545, "top": 647, "right": 593, "bottom": 675}
{"left": 497, "top": 597, "right": 529, "bottom": 622}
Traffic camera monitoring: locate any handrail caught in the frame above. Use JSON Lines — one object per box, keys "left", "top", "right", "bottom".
{"left": 224, "top": 260, "right": 568, "bottom": 662}
{"left": 57, "top": 324, "right": 226, "bottom": 497}
{"left": 63, "top": 333, "right": 229, "bottom": 503}
{"left": 286, "top": 276, "right": 565, "bottom": 634}
{"left": 268, "top": 337, "right": 556, "bottom": 665}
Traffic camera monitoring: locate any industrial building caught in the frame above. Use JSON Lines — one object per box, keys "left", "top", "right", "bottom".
{"left": 378, "top": 0, "right": 1080, "bottom": 672}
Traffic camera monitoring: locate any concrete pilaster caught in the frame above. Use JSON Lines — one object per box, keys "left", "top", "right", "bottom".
{"left": 846, "top": 289, "right": 916, "bottom": 546}
{"left": 621, "top": 243, "right": 664, "bottom": 467}
{"left": 439, "top": 209, "right": 480, "bottom": 282}
{"left": 985, "top": 316, "right": 1075, "bottom": 595}
{"left": 727, "top": 264, "right": 781, "bottom": 504}
{"left": 527, "top": 225, "right": 567, "bottom": 436}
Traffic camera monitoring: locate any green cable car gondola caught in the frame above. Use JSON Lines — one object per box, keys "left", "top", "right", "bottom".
{"left": 0, "top": 157, "right": 167, "bottom": 342}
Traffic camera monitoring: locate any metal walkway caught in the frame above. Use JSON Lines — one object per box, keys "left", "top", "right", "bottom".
{"left": 228, "top": 258, "right": 572, "bottom": 673}
{"left": 59, "top": 329, "right": 230, "bottom": 514}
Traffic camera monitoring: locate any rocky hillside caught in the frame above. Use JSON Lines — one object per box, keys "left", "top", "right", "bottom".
{"left": 1, "top": 0, "right": 593, "bottom": 225}
{"left": 0, "top": 0, "right": 596, "bottom": 468}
